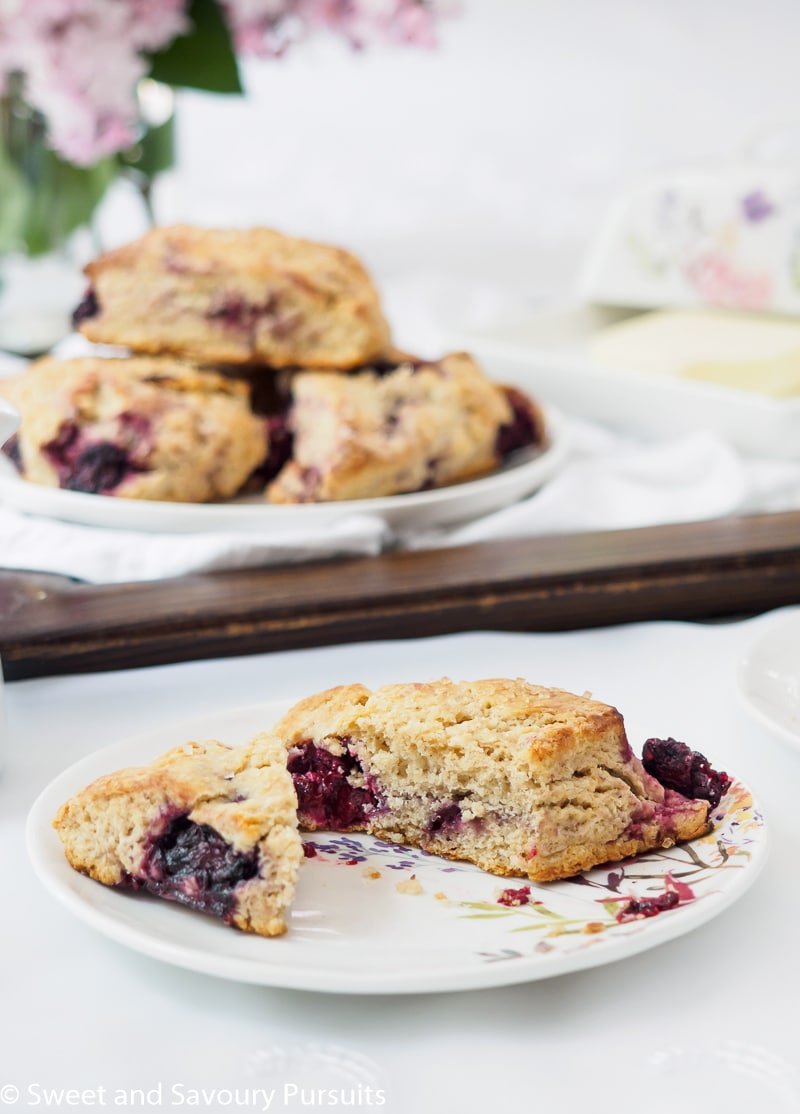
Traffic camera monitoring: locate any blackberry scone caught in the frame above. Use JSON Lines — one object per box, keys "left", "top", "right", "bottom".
{"left": 0, "top": 355, "right": 267, "bottom": 501}
{"left": 267, "top": 678, "right": 726, "bottom": 881}
{"left": 267, "top": 352, "right": 544, "bottom": 503}
{"left": 73, "top": 225, "right": 390, "bottom": 369}
{"left": 53, "top": 738, "right": 302, "bottom": 936}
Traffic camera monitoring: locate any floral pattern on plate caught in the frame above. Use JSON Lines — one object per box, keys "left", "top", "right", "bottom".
{"left": 302, "top": 778, "right": 763, "bottom": 965}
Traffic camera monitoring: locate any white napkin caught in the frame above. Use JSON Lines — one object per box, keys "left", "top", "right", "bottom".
{"left": 0, "top": 507, "right": 388, "bottom": 583}
{"left": 407, "top": 418, "right": 800, "bottom": 549}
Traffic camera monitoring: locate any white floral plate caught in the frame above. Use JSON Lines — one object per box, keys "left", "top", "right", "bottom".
{"left": 0, "top": 411, "right": 566, "bottom": 535}
{"left": 737, "top": 611, "right": 800, "bottom": 749}
{"left": 27, "top": 701, "right": 767, "bottom": 995}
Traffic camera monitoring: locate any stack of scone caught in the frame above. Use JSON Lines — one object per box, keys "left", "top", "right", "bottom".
{"left": 0, "top": 226, "right": 544, "bottom": 503}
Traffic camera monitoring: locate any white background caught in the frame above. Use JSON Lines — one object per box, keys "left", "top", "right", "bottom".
{"left": 150, "top": 0, "right": 800, "bottom": 341}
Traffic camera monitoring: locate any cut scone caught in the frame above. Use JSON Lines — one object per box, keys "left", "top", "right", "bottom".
{"left": 53, "top": 738, "right": 302, "bottom": 936}
{"left": 267, "top": 352, "right": 544, "bottom": 503}
{"left": 73, "top": 224, "right": 390, "bottom": 370}
{"left": 267, "top": 678, "right": 723, "bottom": 882}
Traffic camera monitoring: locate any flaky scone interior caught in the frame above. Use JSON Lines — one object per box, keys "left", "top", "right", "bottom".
{"left": 53, "top": 737, "right": 301, "bottom": 936}
{"left": 264, "top": 679, "right": 718, "bottom": 882}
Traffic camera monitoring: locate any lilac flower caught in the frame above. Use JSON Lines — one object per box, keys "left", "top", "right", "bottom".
{"left": 741, "top": 190, "right": 775, "bottom": 222}
{"left": 0, "top": 0, "right": 186, "bottom": 165}
{"left": 223, "top": 0, "right": 442, "bottom": 55}
{"left": 0, "top": 0, "right": 447, "bottom": 167}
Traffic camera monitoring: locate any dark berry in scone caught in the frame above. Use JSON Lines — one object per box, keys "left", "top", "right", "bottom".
{"left": 53, "top": 738, "right": 301, "bottom": 936}
{"left": 263, "top": 678, "right": 718, "bottom": 882}
{"left": 74, "top": 225, "right": 390, "bottom": 370}
{"left": 0, "top": 355, "right": 268, "bottom": 502}
{"left": 267, "top": 352, "right": 545, "bottom": 503}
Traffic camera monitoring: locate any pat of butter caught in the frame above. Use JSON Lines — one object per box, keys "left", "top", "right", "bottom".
{"left": 589, "top": 309, "right": 800, "bottom": 397}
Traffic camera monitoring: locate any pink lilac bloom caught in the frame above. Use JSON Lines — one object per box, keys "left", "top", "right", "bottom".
{"left": 0, "top": 0, "right": 445, "bottom": 165}
{"left": 223, "top": 0, "right": 442, "bottom": 54}
{"left": 0, "top": 0, "right": 187, "bottom": 165}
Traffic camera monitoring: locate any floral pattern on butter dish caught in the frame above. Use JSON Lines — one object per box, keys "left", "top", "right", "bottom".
{"left": 592, "top": 179, "right": 800, "bottom": 312}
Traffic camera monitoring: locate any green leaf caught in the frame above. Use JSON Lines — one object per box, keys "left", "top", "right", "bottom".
{"left": 525, "top": 905, "right": 564, "bottom": 919}
{"left": 459, "top": 913, "right": 514, "bottom": 921}
{"left": 148, "top": 0, "right": 243, "bottom": 94}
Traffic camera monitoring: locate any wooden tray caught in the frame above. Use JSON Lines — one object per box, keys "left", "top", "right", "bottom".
{"left": 2, "top": 510, "right": 800, "bottom": 680}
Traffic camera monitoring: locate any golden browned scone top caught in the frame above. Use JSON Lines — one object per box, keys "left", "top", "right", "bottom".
{"left": 85, "top": 224, "right": 380, "bottom": 297}
{"left": 79, "top": 225, "right": 391, "bottom": 369}
{"left": 3, "top": 354, "right": 251, "bottom": 401}
{"left": 53, "top": 738, "right": 298, "bottom": 852}
{"left": 271, "top": 677, "right": 626, "bottom": 771}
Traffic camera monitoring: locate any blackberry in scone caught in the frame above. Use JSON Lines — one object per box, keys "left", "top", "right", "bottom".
{"left": 53, "top": 738, "right": 301, "bottom": 936}
{"left": 267, "top": 352, "right": 544, "bottom": 503}
{"left": 0, "top": 355, "right": 268, "bottom": 502}
{"left": 73, "top": 224, "right": 390, "bottom": 370}
{"left": 266, "top": 678, "right": 719, "bottom": 881}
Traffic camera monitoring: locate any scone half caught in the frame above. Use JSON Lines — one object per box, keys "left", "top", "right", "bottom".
{"left": 53, "top": 738, "right": 302, "bottom": 936}
{"left": 267, "top": 679, "right": 721, "bottom": 882}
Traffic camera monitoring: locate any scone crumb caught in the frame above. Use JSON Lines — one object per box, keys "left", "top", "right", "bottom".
{"left": 362, "top": 868, "right": 382, "bottom": 880}
{"left": 396, "top": 874, "right": 424, "bottom": 895}
{"left": 583, "top": 922, "right": 605, "bottom": 935}
{"left": 434, "top": 891, "right": 448, "bottom": 901}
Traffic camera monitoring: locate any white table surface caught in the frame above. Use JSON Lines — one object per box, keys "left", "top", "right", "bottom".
{"left": 3, "top": 610, "right": 799, "bottom": 1113}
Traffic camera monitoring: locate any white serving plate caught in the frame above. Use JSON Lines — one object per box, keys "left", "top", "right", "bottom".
{"left": 455, "top": 303, "right": 800, "bottom": 459}
{"left": 0, "top": 409, "right": 566, "bottom": 535}
{"left": 737, "top": 611, "right": 800, "bottom": 749}
{"left": 28, "top": 701, "right": 767, "bottom": 995}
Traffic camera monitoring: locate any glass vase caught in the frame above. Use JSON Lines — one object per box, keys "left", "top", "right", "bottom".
{"left": 0, "top": 76, "right": 174, "bottom": 356}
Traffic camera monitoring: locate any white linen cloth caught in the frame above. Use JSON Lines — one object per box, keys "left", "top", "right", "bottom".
{"left": 0, "top": 506, "right": 388, "bottom": 582}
